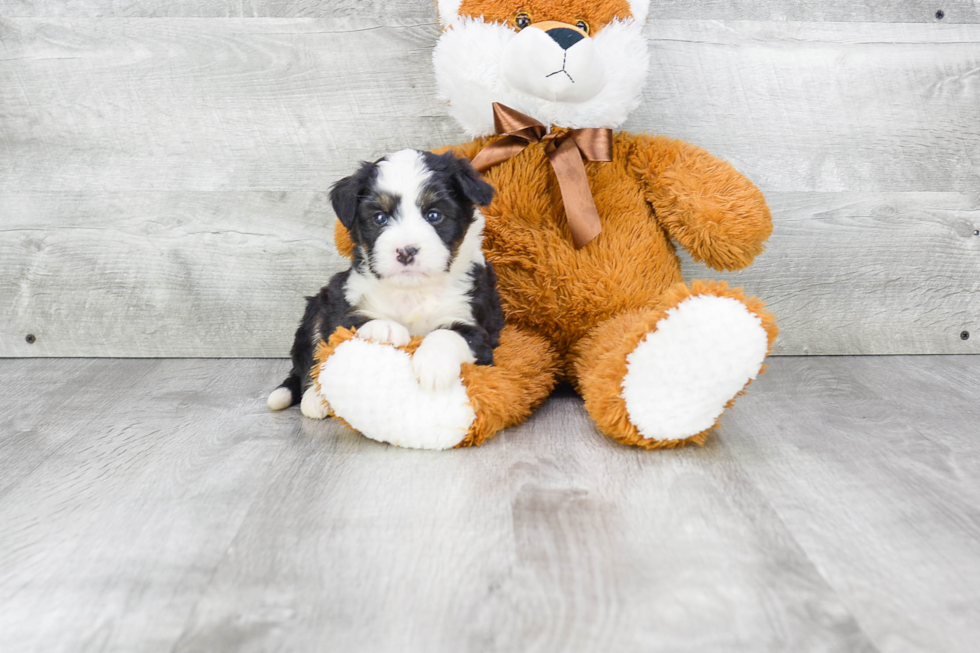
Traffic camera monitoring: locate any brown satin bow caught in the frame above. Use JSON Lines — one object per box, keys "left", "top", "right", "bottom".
{"left": 470, "top": 103, "right": 612, "bottom": 249}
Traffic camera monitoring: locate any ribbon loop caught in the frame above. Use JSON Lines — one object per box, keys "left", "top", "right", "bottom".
{"left": 469, "top": 103, "right": 612, "bottom": 249}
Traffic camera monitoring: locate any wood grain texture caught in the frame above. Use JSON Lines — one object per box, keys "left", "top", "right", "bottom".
{"left": 0, "top": 18, "right": 457, "bottom": 192}
{"left": 2, "top": 356, "right": 979, "bottom": 651}
{"left": 0, "top": 1, "right": 438, "bottom": 20}
{"left": 0, "top": 358, "right": 886, "bottom": 652}
{"left": 1, "top": 17, "right": 979, "bottom": 356}
{"left": 1, "top": 20, "right": 978, "bottom": 192}
{"left": 649, "top": 1, "right": 980, "bottom": 22}
{"left": 2, "top": 0, "right": 978, "bottom": 22}
{"left": 0, "top": 191, "right": 345, "bottom": 357}
{"left": 638, "top": 21, "right": 980, "bottom": 194}
{"left": 721, "top": 355, "right": 980, "bottom": 653}
{"left": 683, "top": 192, "right": 980, "bottom": 356}
{"left": 2, "top": 191, "right": 977, "bottom": 357}
{"left": 0, "top": 359, "right": 298, "bottom": 652}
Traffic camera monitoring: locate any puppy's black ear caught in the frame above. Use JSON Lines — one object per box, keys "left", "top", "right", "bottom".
{"left": 453, "top": 157, "right": 495, "bottom": 207}
{"left": 426, "top": 151, "right": 496, "bottom": 207}
{"left": 329, "top": 161, "right": 375, "bottom": 229}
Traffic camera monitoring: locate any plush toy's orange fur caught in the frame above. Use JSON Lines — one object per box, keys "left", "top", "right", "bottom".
{"left": 333, "top": 130, "right": 776, "bottom": 448}
{"left": 313, "top": 324, "right": 561, "bottom": 447}
{"left": 323, "top": 0, "right": 777, "bottom": 448}
{"left": 457, "top": 0, "right": 633, "bottom": 30}
{"left": 570, "top": 280, "right": 777, "bottom": 448}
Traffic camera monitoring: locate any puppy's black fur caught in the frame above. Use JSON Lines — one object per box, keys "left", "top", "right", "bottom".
{"left": 273, "top": 151, "right": 503, "bottom": 408}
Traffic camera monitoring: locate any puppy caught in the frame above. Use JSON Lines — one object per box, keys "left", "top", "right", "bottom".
{"left": 268, "top": 149, "right": 504, "bottom": 418}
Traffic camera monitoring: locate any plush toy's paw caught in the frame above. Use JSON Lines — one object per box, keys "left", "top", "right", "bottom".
{"left": 411, "top": 329, "right": 475, "bottom": 392}
{"left": 300, "top": 386, "right": 330, "bottom": 420}
{"left": 621, "top": 295, "right": 769, "bottom": 442}
{"left": 357, "top": 319, "right": 412, "bottom": 347}
{"left": 316, "top": 337, "right": 476, "bottom": 450}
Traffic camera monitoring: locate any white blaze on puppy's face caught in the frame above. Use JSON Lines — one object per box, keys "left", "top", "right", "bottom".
{"left": 433, "top": 2, "right": 651, "bottom": 137}
{"left": 340, "top": 149, "right": 493, "bottom": 337}
{"left": 372, "top": 150, "right": 452, "bottom": 284}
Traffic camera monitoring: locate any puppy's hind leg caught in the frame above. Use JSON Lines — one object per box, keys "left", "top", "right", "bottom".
{"left": 269, "top": 289, "right": 323, "bottom": 411}
{"left": 267, "top": 375, "right": 300, "bottom": 411}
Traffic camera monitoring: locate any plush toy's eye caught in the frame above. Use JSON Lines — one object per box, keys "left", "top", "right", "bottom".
{"left": 373, "top": 212, "right": 388, "bottom": 226}
{"left": 515, "top": 12, "right": 531, "bottom": 30}
{"left": 575, "top": 20, "right": 590, "bottom": 34}
{"left": 425, "top": 210, "right": 444, "bottom": 225}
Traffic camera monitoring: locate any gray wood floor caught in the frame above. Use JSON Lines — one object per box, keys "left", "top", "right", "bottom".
{"left": 0, "top": 356, "right": 978, "bottom": 652}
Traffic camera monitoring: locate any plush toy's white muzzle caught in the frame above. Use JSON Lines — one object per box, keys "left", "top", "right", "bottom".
{"left": 501, "top": 22, "right": 606, "bottom": 103}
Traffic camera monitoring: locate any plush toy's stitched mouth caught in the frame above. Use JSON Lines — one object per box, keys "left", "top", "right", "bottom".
{"left": 546, "top": 52, "right": 575, "bottom": 83}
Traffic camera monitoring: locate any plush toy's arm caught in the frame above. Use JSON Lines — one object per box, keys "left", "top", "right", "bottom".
{"left": 333, "top": 138, "right": 492, "bottom": 260}
{"left": 626, "top": 134, "right": 772, "bottom": 271}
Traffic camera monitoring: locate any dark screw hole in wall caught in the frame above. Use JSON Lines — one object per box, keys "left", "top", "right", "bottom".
{"left": 25, "top": 334, "right": 36, "bottom": 344}
{"left": 962, "top": 331, "right": 971, "bottom": 341}
{"left": 936, "top": 10, "right": 945, "bottom": 19}
{"left": 974, "top": 230, "right": 980, "bottom": 236}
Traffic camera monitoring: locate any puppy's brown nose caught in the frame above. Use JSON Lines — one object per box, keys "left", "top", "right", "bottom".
{"left": 396, "top": 246, "right": 418, "bottom": 266}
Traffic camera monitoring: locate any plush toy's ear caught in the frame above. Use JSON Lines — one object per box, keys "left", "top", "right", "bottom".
{"left": 436, "top": 0, "right": 462, "bottom": 27}
{"left": 329, "top": 161, "right": 374, "bottom": 230}
{"left": 628, "top": 0, "right": 651, "bottom": 24}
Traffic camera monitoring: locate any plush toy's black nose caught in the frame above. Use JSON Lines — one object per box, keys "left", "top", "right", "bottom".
{"left": 546, "top": 27, "right": 585, "bottom": 50}
{"left": 396, "top": 246, "right": 418, "bottom": 265}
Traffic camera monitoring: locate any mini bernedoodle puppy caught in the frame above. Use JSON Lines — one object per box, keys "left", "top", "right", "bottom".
{"left": 268, "top": 149, "right": 504, "bottom": 418}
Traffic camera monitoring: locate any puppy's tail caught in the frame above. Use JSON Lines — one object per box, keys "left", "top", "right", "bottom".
{"left": 267, "top": 373, "right": 302, "bottom": 411}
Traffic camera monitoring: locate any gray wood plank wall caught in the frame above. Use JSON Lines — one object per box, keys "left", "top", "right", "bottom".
{"left": 2, "top": 1, "right": 978, "bottom": 21}
{"left": 1, "top": 2, "right": 978, "bottom": 357}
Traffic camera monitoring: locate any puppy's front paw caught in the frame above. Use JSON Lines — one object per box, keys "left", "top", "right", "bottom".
{"left": 300, "top": 387, "right": 330, "bottom": 420}
{"left": 411, "top": 330, "right": 475, "bottom": 392}
{"left": 412, "top": 346, "right": 462, "bottom": 392}
{"left": 357, "top": 319, "right": 412, "bottom": 347}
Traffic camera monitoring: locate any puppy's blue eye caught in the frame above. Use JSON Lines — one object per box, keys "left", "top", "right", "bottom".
{"left": 425, "top": 210, "right": 443, "bottom": 224}
{"left": 373, "top": 213, "right": 388, "bottom": 226}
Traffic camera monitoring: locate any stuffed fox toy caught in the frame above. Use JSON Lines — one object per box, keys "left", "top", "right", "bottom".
{"left": 312, "top": 0, "right": 778, "bottom": 450}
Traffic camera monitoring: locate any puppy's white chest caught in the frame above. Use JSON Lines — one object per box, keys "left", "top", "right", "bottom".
{"left": 347, "top": 274, "right": 474, "bottom": 336}
{"left": 387, "top": 288, "right": 454, "bottom": 334}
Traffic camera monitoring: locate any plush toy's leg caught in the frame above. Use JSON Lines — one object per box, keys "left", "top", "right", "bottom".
{"left": 570, "top": 281, "right": 778, "bottom": 449}
{"left": 312, "top": 325, "right": 560, "bottom": 450}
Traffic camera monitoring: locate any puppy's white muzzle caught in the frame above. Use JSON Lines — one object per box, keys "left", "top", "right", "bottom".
{"left": 374, "top": 222, "right": 449, "bottom": 285}
{"left": 501, "top": 22, "right": 606, "bottom": 103}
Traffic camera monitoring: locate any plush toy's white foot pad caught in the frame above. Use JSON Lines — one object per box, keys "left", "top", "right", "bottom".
{"left": 317, "top": 338, "right": 476, "bottom": 450}
{"left": 621, "top": 296, "right": 769, "bottom": 442}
